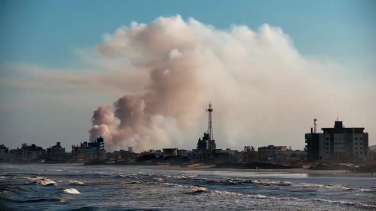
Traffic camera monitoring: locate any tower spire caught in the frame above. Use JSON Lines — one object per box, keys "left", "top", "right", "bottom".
{"left": 206, "top": 103, "right": 213, "bottom": 140}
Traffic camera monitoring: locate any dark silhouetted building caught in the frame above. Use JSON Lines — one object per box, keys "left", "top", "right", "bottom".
{"left": 72, "top": 137, "right": 106, "bottom": 162}
{"left": 305, "top": 121, "right": 369, "bottom": 161}
{"left": 47, "top": 142, "right": 66, "bottom": 160}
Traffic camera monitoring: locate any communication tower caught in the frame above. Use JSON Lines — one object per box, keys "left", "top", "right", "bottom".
{"left": 206, "top": 103, "right": 213, "bottom": 140}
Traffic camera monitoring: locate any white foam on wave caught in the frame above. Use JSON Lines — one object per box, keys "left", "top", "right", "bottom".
{"left": 68, "top": 180, "right": 85, "bottom": 185}
{"left": 33, "top": 178, "right": 57, "bottom": 186}
{"left": 186, "top": 187, "right": 208, "bottom": 194}
{"left": 313, "top": 198, "right": 376, "bottom": 209}
{"left": 359, "top": 188, "right": 376, "bottom": 193}
{"left": 251, "top": 179, "right": 292, "bottom": 186}
{"left": 26, "top": 176, "right": 44, "bottom": 181}
{"left": 154, "top": 177, "right": 164, "bottom": 182}
{"left": 162, "top": 182, "right": 184, "bottom": 188}
{"left": 63, "top": 188, "right": 80, "bottom": 194}
{"left": 293, "top": 183, "right": 353, "bottom": 190}
{"left": 212, "top": 190, "right": 268, "bottom": 199}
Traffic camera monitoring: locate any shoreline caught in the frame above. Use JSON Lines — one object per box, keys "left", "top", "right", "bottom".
{"left": 2, "top": 163, "right": 374, "bottom": 178}
{"left": 141, "top": 165, "right": 375, "bottom": 177}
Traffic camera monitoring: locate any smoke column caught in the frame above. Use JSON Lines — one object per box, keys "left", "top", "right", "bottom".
{"left": 89, "top": 15, "right": 376, "bottom": 152}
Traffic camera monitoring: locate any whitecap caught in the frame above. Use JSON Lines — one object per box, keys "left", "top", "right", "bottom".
{"left": 186, "top": 187, "right": 208, "bottom": 194}
{"left": 359, "top": 188, "right": 376, "bottom": 193}
{"left": 34, "top": 178, "right": 56, "bottom": 186}
{"left": 68, "top": 180, "right": 85, "bottom": 185}
{"left": 251, "top": 179, "right": 292, "bottom": 186}
{"left": 154, "top": 178, "right": 164, "bottom": 182}
{"left": 63, "top": 188, "right": 80, "bottom": 194}
{"left": 293, "top": 183, "right": 352, "bottom": 190}
{"left": 313, "top": 198, "right": 376, "bottom": 209}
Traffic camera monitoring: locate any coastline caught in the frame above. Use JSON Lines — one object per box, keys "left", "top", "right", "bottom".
{"left": 2, "top": 162, "right": 374, "bottom": 178}
{"left": 111, "top": 164, "right": 375, "bottom": 178}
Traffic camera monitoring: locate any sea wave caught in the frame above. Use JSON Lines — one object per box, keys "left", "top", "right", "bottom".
{"left": 33, "top": 178, "right": 57, "bottom": 186}
{"left": 68, "top": 180, "right": 85, "bottom": 185}
{"left": 212, "top": 190, "right": 268, "bottom": 199}
{"left": 313, "top": 198, "right": 376, "bottom": 209}
{"left": 186, "top": 187, "right": 208, "bottom": 194}
{"left": 154, "top": 177, "right": 164, "bottom": 182}
{"left": 211, "top": 189, "right": 375, "bottom": 209}
{"left": 359, "top": 188, "right": 376, "bottom": 193}
{"left": 0, "top": 196, "right": 60, "bottom": 203}
{"left": 116, "top": 173, "right": 138, "bottom": 179}
{"left": 293, "top": 183, "right": 353, "bottom": 190}
{"left": 250, "top": 179, "right": 292, "bottom": 186}
{"left": 127, "top": 181, "right": 142, "bottom": 184}
{"left": 63, "top": 188, "right": 81, "bottom": 194}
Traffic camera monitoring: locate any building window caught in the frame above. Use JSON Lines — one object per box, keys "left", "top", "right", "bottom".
{"left": 355, "top": 147, "right": 358, "bottom": 150}
{"left": 355, "top": 138, "right": 358, "bottom": 140}
{"left": 360, "top": 138, "right": 362, "bottom": 140}
{"left": 326, "top": 138, "right": 329, "bottom": 140}
{"left": 355, "top": 143, "right": 357, "bottom": 145}
{"left": 360, "top": 152, "right": 362, "bottom": 154}
{"left": 326, "top": 152, "right": 329, "bottom": 155}
{"left": 360, "top": 147, "right": 362, "bottom": 149}
{"left": 360, "top": 143, "right": 363, "bottom": 145}
{"left": 326, "top": 143, "right": 329, "bottom": 146}
{"left": 326, "top": 147, "right": 329, "bottom": 150}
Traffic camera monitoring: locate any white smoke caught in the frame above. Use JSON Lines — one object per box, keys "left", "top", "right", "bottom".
{"left": 88, "top": 15, "right": 376, "bottom": 152}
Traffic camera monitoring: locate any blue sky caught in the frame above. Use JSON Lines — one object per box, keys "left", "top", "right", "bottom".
{"left": 0, "top": 0, "right": 375, "bottom": 149}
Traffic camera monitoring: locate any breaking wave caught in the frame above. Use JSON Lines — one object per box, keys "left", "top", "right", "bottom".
{"left": 313, "top": 198, "right": 376, "bottom": 209}
{"left": 293, "top": 183, "right": 353, "bottom": 190}
{"left": 63, "top": 188, "right": 81, "bottom": 194}
{"left": 186, "top": 187, "right": 208, "bottom": 194}
{"left": 33, "top": 178, "right": 56, "bottom": 186}
{"left": 169, "top": 176, "right": 359, "bottom": 192}
{"left": 210, "top": 189, "right": 376, "bottom": 209}
{"left": 68, "top": 180, "right": 85, "bottom": 186}
{"left": 359, "top": 188, "right": 376, "bottom": 193}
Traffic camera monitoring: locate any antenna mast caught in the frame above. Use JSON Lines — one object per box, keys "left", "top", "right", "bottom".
{"left": 206, "top": 103, "right": 213, "bottom": 140}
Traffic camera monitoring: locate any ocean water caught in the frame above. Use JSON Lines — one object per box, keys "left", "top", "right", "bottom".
{"left": 1, "top": 164, "right": 375, "bottom": 210}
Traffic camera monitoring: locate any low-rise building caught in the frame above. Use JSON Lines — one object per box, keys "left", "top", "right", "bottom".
{"left": 187, "top": 149, "right": 198, "bottom": 159}
{"left": 163, "top": 148, "right": 178, "bottom": 156}
{"left": 141, "top": 149, "right": 162, "bottom": 156}
{"left": 177, "top": 149, "right": 188, "bottom": 157}
{"left": 258, "top": 145, "right": 287, "bottom": 162}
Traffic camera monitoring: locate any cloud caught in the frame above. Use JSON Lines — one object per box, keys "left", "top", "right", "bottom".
{"left": 2, "top": 15, "right": 375, "bottom": 151}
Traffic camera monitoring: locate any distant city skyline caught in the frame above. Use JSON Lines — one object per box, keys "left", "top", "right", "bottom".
{"left": 0, "top": 0, "right": 375, "bottom": 151}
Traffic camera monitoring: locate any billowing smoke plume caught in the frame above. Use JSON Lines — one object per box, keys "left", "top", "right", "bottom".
{"left": 89, "top": 15, "right": 376, "bottom": 152}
